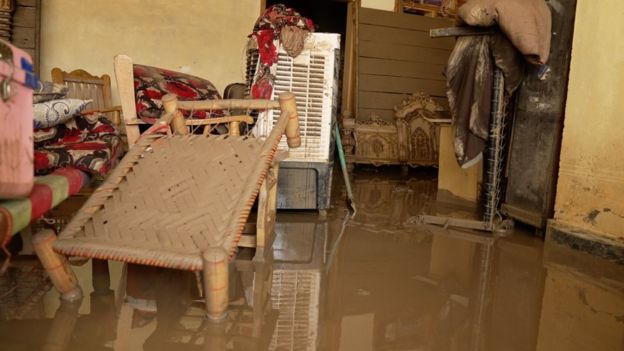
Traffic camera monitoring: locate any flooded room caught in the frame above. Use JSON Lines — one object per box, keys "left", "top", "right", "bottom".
{"left": 1, "top": 0, "right": 623, "bottom": 350}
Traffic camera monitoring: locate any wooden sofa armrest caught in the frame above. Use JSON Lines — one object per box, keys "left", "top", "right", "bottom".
{"left": 162, "top": 93, "right": 301, "bottom": 146}
{"left": 125, "top": 115, "right": 254, "bottom": 126}
{"left": 199, "top": 116, "right": 254, "bottom": 136}
{"left": 81, "top": 105, "right": 124, "bottom": 126}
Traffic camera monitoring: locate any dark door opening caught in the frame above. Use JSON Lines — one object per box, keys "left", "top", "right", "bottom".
{"left": 263, "top": 0, "right": 349, "bottom": 119}
{"left": 264, "top": 0, "right": 348, "bottom": 47}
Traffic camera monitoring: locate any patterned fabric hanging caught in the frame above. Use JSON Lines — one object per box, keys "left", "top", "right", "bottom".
{"left": 249, "top": 4, "right": 314, "bottom": 99}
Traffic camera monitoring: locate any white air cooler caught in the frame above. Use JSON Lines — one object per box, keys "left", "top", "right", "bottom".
{"left": 248, "top": 33, "right": 341, "bottom": 211}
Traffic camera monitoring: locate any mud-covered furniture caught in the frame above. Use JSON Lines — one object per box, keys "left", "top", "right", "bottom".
{"left": 342, "top": 92, "right": 444, "bottom": 169}
{"left": 340, "top": 6, "right": 454, "bottom": 169}
{"left": 33, "top": 91, "right": 301, "bottom": 322}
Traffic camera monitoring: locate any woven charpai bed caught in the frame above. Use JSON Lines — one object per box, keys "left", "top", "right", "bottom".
{"left": 55, "top": 129, "right": 274, "bottom": 269}
{"left": 37, "top": 92, "right": 300, "bottom": 321}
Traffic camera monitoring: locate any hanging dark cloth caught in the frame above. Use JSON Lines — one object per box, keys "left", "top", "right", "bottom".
{"left": 446, "top": 33, "right": 524, "bottom": 167}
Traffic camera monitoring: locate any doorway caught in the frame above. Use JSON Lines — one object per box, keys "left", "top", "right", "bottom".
{"left": 262, "top": 0, "right": 349, "bottom": 117}
{"left": 263, "top": 0, "right": 348, "bottom": 46}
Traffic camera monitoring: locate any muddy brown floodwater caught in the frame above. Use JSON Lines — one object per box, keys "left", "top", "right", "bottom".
{"left": 1, "top": 169, "right": 623, "bottom": 350}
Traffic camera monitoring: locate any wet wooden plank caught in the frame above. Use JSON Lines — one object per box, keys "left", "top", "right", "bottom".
{"left": 17, "top": 0, "right": 37, "bottom": 6}
{"left": 11, "top": 26, "right": 35, "bottom": 49}
{"left": 359, "top": 57, "right": 447, "bottom": 81}
{"left": 13, "top": 6, "right": 36, "bottom": 27}
{"left": 359, "top": 40, "right": 451, "bottom": 64}
{"left": 355, "top": 7, "right": 452, "bottom": 124}
{"left": 359, "top": 7, "right": 453, "bottom": 31}
{"left": 359, "top": 91, "right": 447, "bottom": 111}
{"left": 357, "top": 108, "right": 395, "bottom": 121}
{"left": 11, "top": 0, "right": 40, "bottom": 74}
{"left": 359, "top": 74, "right": 447, "bottom": 96}
{"left": 359, "top": 91, "right": 407, "bottom": 110}
{"left": 360, "top": 23, "right": 455, "bottom": 50}
{"left": 430, "top": 26, "right": 495, "bottom": 38}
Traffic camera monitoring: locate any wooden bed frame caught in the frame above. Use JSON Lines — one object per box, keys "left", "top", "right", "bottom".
{"left": 113, "top": 54, "right": 287, "bottom": 259}
{"left": 31, "top": 56, "right": 301, "bottom": 323}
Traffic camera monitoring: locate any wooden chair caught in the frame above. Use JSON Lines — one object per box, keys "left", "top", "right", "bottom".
{"left": 51, "top": 68, "right": 123, "bottom": 126}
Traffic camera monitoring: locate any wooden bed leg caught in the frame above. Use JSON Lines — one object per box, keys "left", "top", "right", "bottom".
{"left": 42, "top": 299, "right": 82, "bottom": 351}
{"left": 266, "top": 164, "right": 278, "bottom": 248}
{"left": 255, "top": 179, "right": 269, "bottom": 260}
{"left": 202, "top": 247, "right": 229, "bottom": 322}
{"left": 255, "top": 164, "right": 278, "bottom": 261}
{"left": 203, "top": 320, "right": 227, "bottom": 349}
{"left": 92, "top": 259, "right": 112, "bottom": 295}
{"left": 113, "top": 302, "right": 134, "bottom": 351}
{"left": 32, "top": 230, "right": 82, "bottom": 302}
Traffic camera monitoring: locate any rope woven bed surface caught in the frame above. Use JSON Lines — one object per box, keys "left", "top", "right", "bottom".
{"left": 53, "top": 130, "right": 282, "bottom": 271}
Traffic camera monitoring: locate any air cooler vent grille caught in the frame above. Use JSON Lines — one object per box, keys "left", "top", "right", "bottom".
{"left": 249, "top": 34, "right": 340, "bottom": 162}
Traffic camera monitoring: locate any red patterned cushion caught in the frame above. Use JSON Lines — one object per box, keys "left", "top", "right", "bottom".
{"left": 133, "top": 64, "right": 222, "bottom": 124}
{"left": 33, "top": 113, "right": 121, "bottom": 176}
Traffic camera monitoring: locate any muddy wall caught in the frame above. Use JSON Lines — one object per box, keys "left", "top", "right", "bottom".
{"left": 554, "top": 0, "right": 624, "bottom": 240}
{"left": 39, "top": 0, "right": 260, "bottom": 102}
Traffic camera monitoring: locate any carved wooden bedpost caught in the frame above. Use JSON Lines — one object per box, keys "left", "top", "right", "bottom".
{"left": 279, "top": 92, "right": 301, "bottom": 148}
{"left": 229, "top": 121, "right": 241, "bottom": 136}
{"left": 162, "top": 94, "right": 187, "bottom": 136}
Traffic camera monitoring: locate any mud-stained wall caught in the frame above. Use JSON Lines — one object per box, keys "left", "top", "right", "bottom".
{"left": 554, "top": 0, "right": 624, "bottom": 240}
{"left": 40, "top": 0, "right": 260, "bottom": 103}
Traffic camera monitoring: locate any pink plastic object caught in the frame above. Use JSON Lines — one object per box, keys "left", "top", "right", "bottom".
{"left": 0, "top": 40, "right": 36, "bottom": 198}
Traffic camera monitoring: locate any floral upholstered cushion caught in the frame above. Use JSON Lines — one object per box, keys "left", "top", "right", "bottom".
{"left": 133, "top": 64, "right": 222, "bottom": 124}
{"left": 33, "top": 98, "right": 92, "bottom": 129}
{"left": 34, "top": 113, "right": 121, "bottom": 176}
